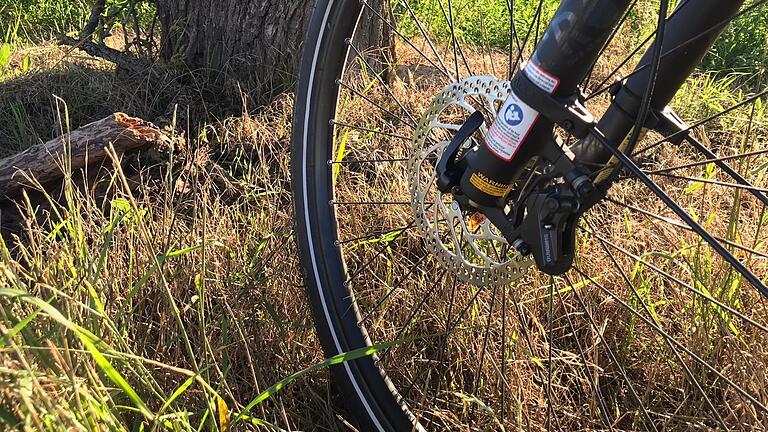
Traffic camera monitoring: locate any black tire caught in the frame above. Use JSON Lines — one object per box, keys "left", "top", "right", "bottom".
{"left": 291, "top": 0, "right": 768, "bottom": 430}
{"left": 291, "top": 1, "right": 416, "bottom": 430}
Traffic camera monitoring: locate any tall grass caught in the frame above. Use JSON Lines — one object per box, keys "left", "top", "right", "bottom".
{"left": 0, "top": 97, "right": 365, "bottom": 430}
{"left": 396, "top": 0, "right": 559, "bottom": 50}
{"left": 398, "top": 0, "right": 768, "bottom": 90}
{"left": 701, "top": 2, "right": 768, "bottom": 89}
{"left": 1, "top": 0, "right": 768, "bottom": 430}
{"left": 0, "top": 11, "right": 31, "bottom": 80}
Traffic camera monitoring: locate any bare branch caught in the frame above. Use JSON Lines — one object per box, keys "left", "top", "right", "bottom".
{"left": 60, "top": 35, "right": 151, "bottom": 75}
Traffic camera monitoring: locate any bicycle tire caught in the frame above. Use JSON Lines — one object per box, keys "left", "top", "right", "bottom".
{"left": 292, "top": 0, "right": 768, "bottom": 430}
{"left": 292, "top": 1, "right": 417, "bottom": 430}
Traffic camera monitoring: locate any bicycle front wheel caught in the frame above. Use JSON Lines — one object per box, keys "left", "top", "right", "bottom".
{"left": 292, "top": 0, "right": 768, "bottom": 430}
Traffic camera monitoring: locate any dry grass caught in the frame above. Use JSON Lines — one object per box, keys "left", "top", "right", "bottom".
{"left": 1, "top": 9, "right": 768, "bottom": 432}
{"left": 327, "top": 29, "right": 768, "bottom": 430}
{"left": 0, "top": 43, "right": 176, "bottom": 156}
{"left": 0, "top": 88, "right": 359, "bottom": 429}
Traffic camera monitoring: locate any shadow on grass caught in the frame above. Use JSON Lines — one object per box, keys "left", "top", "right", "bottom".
{"left": 0, "top": 62, "right": 173, "bottom": 157}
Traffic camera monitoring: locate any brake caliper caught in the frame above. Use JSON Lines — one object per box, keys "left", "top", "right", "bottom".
{"left": 433, "top": 70, "right": 605, "bottom": 276}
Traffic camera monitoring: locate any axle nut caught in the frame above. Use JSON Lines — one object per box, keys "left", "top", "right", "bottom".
{"left": 545, "top": 197, "right": 560, "bottom": 211}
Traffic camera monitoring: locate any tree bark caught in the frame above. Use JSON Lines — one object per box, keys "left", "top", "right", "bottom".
{"left": 156, "top": 0, "right": 313, "bottom": 101}
{"left": 155, "top": 0, "right": 396, "bottom": 101}
{"left": 353, "top": 0, "right": 397, "bottom": 83}
{"left": 0, "top": 114, "right": 170, "bottom": 198}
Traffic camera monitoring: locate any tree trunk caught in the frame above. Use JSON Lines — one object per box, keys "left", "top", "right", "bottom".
{"left": 155, "top": 0, "right": 396, "bottom": 103}
{"left": 156, "top": 0, "right": 313, "bottom": 102}
{"left": 353, "top": 0, "right": 397, "bottom": 83}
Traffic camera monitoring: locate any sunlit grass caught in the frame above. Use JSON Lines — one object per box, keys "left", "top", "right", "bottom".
{"left": 1, "top": 0, "right": 768, "bottom": 430}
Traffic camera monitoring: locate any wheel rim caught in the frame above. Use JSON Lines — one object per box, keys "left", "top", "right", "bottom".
{"left": 314, "top": 0, "right": 768, "bottom": 429}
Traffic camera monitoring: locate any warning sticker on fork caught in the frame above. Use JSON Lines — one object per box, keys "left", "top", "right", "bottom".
{"left": 483, "top": 61, "right": 560, "bottom": 161}
{"left": 523, "top": 60, "right": 560, "bottom": 94}
{"left": 484, "top": 94, "right": 539, "bottom": 161}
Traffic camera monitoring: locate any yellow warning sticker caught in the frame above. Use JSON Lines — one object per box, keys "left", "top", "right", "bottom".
{"left": 470, "top": 172, "right": 512, "bottom": 197}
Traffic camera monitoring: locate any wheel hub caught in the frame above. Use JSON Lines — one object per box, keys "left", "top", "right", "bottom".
{"left": 408, "top": 76, "right": 535, "bottom": 287}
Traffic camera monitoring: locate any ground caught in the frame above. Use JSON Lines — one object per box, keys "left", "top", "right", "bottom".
{"left": 2, "top": 2, "right": 768, "bottom": 431}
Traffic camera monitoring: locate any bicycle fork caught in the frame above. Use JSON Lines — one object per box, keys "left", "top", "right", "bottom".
{"left": 436, "top": 0, "right": 746, "bottom": 275}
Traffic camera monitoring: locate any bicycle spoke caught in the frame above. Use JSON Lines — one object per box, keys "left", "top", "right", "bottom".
{"left": 398, "top": 278, "right": 499, "bottom": 425}
{"left": 625, "top": 102, "right": 768, "bottom": 207}
{"left": 585, "top": 103, "right": 768, "bottom": 193}
{"left": 442, "top": 0, "right": 460, "bottom": 80}
{"left": 346, "top": 220, "right": 417, "bottom": 282}
{"left": 637, "top": 88, "right": 768, "bottom": 155}
{"left": 581, "top": 226, "right": 768, "bottom": 333}
{"left": 546, "top": 276, "right": 554, "bottom": 432}
{"left": 331, "top": 157, "right": 410, "bottom": 165}
{"left": 504, "top": 277, "right": 562, "bottom": 430}
{"left": 395, "top": 0, "right": 454, "bottom": 81}
{"left": 505, "top": 0, "right": 520, "bottom": 80}
{"left": 587, "top": 0, "right": 698, "bottom": 98}
{"left": 588, "top": 127, "right": 768, "bottom": 299}
{"left": 476, "top": 5, "right": 498, "bottom": 77}
{"left": 618, "top": 0, "right": 669, "bottom": 187}
{"left": 332, "top": 200, "right": 410, "bottom": 206}
{"left": 361, "top": 0, "right": 453, "bottom": 81}
{"left": 376, "top": 272, "right": 462, "bottom": 425}
{"left": 385, "top": 270, "right": 448, "bottom": 349}
{"left": 500, "top": 285, "right": 509, "bottom": 425}
{"left": 587, "top": 0, "right": 768, "bottom": 100}
{"left": 338, "top": 80, "right": 418, "bottom": 129}
{"left": 573, "top": 267, "right": 768, "bottom": 420}
{"left": 584, "top": 219, "right": 731, "bottom": 429}
{"left": 670, "top": 110, "right": 768, "bottom": 206}
{"left": 566, "top": 273, "right": 659, "bottom": 431}
{"left": 555, "top": 288, "right": 614, "bottom": 430}
{"left": 643, "top": 147, "right": 768, "bottom": 175}
{"left": 648, "top": 172, "right": 768, "bottom": 194}
{"left": 583, "top": 0, "right": 639, "bottom": 90}
{"left": 422, "top": 275, "right": 463, "bottom": 427}
{"left": 347, "top": 41, "right": 420, "bottom": 125}
{"left": 604, "top": 197, "right": 768, "bottom": 260}
{"left": 338, "top": 224, "right": 417, "bottom": 246}
{"left": 469, "top": 285, "right": 499, "bottom": 418}
{"left": 331, "top": 120, "right": 413, "bottom": 142}
{"left": 510, "top": 0, "right": 542, "bottom": 75}
{"left": 395, "top": 278, "right": 487, "bottom": 391}
{"left": 358, "top": 253, "right": 430, "bottom": 325}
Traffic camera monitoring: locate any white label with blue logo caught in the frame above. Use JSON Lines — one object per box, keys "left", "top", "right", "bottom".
{"left": 484, "top": 61, "right": 560, "bottom": 161}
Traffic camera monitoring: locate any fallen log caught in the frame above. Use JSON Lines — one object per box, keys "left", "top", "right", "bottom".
{"left": 0, "top": 113, "right": 170, "bottom": 198}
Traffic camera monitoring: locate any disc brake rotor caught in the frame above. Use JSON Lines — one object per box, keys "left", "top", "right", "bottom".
{"left": 408, "top": 76, "right": 534, "bottom": 287}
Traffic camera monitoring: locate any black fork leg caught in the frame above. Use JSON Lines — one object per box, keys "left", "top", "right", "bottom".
{"left": 572, "top": 0, "right": 747, "bottom": 166}
{"left": 457, "top": 0, "right": 633, "bottom": 204}
{"left": 570, "top": 0, "right": 768, "bottom": 297}
{"left": 531, "top": 0, "right": 634, "bottom": 97}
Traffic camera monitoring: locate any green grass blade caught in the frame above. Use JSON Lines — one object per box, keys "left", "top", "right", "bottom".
{"left": 233, "top": 338, "right": 417, "bottom": 425}
{"left": 237, "top": 414, "right": 288, "bottom": 431}
{"left": 0, "top": 288, "right": 154, "bottom": 420}
{"left": 155, "top": 375, "right": 196, "bottom": 418}
{"left": 452, "top": 392, "right": 505, "bottom": 432}
{"left": 0, "top": 403, "right": 20, "bottom": 427}
{"left": 0, "top": 307, "right": 41, "bottom": 347}
{"left": 0, "top": 44, "right": 11, "bottom": 69}
{"left": 333, "top": 130, "right": 350, "bottom": 183}
{"left": 77, "top": 330, "right": 154, "bottom": 421}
